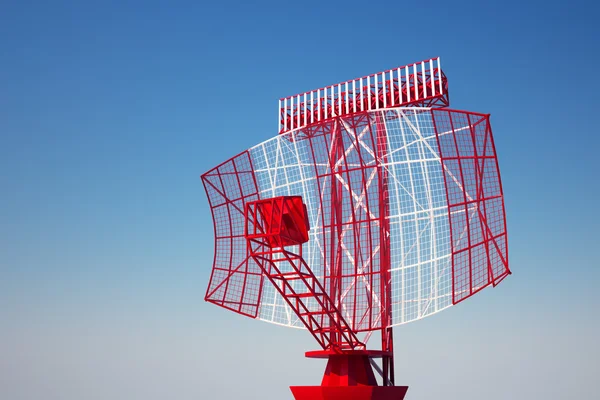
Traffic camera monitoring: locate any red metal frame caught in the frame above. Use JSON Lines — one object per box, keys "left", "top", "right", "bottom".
{"left": 431, "top": 109, "right": 511, "bottom": 303}
{"left": 286, "top": 115, "right": 387, "bottom": 336}
{"left": 201, "top": 151, "right": 265, "bottom": 318}
{"left": 201, "top": 59, "right": 510, "bottom": 399}
{"left": 374, "top": 112, "right": 394, "bottom": 386}
{"left": 292, "top": 350, "right": 408, "bottom": 400}
{"left": 245, "top": 196, "right": 365, "bottom": 351}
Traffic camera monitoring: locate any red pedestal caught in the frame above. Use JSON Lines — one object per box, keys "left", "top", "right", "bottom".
{"left": 290, "top": 351, "right": 408, "bottom": 400}
{"left": 290, "top": 386, "right": 408, "bottom": 400}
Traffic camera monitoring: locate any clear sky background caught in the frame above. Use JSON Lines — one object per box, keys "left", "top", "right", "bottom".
{"left": 1, "top": 1, "right": 598, "bottom": 399}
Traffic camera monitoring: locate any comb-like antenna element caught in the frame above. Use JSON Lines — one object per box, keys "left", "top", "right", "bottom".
{"left": 278, "top": 57, "right": 449, "bottom": 133}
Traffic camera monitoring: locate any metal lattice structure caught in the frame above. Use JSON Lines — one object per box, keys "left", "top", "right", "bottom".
{"left": 201, "top": 58, "right": 510, "bottom": 399}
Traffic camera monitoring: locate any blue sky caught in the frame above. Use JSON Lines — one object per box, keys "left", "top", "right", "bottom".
{"left": 1, "top": 1, "right": 598, "bottom": 399}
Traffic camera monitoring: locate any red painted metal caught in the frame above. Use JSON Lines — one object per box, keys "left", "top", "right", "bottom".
{"left": 201, "top": 151, "right": 264, "bottom": 318}
{"left": 290, "top": 386, "right": 408, "bottom": 400}
{"left": 320, "top": 354, "right": 378, "bottom": 386}
{"left": 201, "top": 59, "right": 511, "bottom": 399}
{"left": 291, "top": 351, "right": 408, "bottom": 400}
{"left": 284, "top": 114, "right": 389, "bottom": 337}
{"left": 246, "top": 196, "right": 365, "bottom": 351}
{"left": 431, "top": 109, "right": 511, "bottom": 304}
{"left": 201, "top": 114, "right": 392, "bottom": 335}
{"left": 374, "top": 112, "right": 394, "bottom": 386}
{"left": 245, "top": 196, "right": 310, "bottom": 248}
{"left": 291, "top": 385, "right": 408, "bottom": 399}
{"left": 242, "top": 113, "right": 404, "bottom": 395}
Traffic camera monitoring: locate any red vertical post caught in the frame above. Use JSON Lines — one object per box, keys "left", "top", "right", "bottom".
{"left": 327, "top": 119, "right": 346, "bottom": 349}
{"left": 375, "top": 112, "right": 394, "bottom": 386}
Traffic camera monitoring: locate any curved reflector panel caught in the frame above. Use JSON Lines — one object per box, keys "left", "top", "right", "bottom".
{"left": 202, "top": 108, "right": 509, "bottom": 330}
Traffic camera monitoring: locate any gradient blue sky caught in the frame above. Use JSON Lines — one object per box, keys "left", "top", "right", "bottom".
{"left": 1, "top": 1, "right": 598, "bottom": 399}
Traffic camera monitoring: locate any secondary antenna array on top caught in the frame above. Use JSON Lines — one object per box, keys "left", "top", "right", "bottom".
{"left": 279, "top": 57, "right": 449, "bottom": 133}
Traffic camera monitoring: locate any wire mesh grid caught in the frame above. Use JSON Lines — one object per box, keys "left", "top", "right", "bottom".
{"left": 249, "top": 108, "right": 455, "bottom": 328}
{"left": 201, "top": 107, "right": 508, "bottom": 332}
{"left": 431, "top": 110, "right": 509, "bottom": 303}
{"left": 383, "top": 109, "right": 452, "bottom": 325}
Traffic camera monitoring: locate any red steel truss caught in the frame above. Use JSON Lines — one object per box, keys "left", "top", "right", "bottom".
{"left": 201, "top": 151, "right": 264, "bottom": 318}
{"left": 202, "top": 109, "right": 510, "bottom": 320}
{"left": 245, "top": 196, "right": 365, "bottom": 351}
{"left": 201, "top": 109, "right": 510, "bottom": 381}
{"left": 201, "top": 58, "right": 510, "bottom": 400}
{"left": 279, "top": 57, "right": 449, "bottom": 134}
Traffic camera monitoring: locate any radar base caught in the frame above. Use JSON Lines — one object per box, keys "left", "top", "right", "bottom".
{"left": 290, "top": 351, "right": 408, "bottom": 400}
{"left": 290, "top": 386, "right": 408, "bottom": 400}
